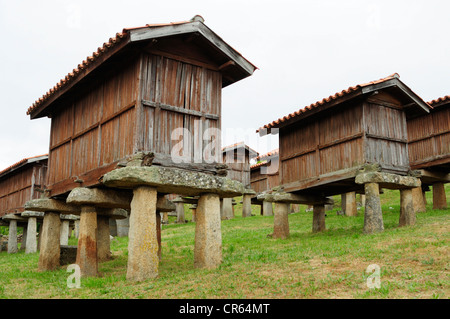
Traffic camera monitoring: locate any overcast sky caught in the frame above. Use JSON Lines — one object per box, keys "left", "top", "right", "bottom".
{"left": 0, "top": 0, "right": 449, "bottom": 170}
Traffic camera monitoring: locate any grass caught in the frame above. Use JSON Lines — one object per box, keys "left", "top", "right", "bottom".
{"left": 0, "top": 185, "right": 448, "bottom": 299}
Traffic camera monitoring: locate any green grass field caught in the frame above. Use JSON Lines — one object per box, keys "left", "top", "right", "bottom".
{"left": 0, "top": 185, "right": 448, "bottom": 299}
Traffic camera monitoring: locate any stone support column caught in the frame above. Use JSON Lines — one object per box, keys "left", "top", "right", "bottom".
{"left": 127, "top": 186, "right": 159, "bottom": 281}
{"left": 175, "top": 202, "right": 185, "bottom": 223}
{"left": 97, "top": 215, "right": 111, "bottom": 262}
{"left": 262, "top": 200, "right": 273, "bottom": 216}
{"left": 412, "top": 186, "right": 426, "bottom": 213}
{"left": 242, "top": 194, "right": 252, "bottom": 217}
{"left": 25, "top": 217, "right": 37, "bottom": 254}
{"left": 194, "top": 193, "right": 222, "bottom": 269}
{"left": 360, "top": 194, "right": 366, "bottom": 207}
{"left": 221, "top": 198, "right": 233, "bottom": 220}
{"left": 21, "top": 225, "right": 27, "bottom": 251}
{"left": 432, "top": 183, "right": 447, "bottom": 210}
{"left": 76, "top": 206, "right": 98, "bottom": 277}
{"left": 116, "top": 213, "right": 129, "bottom": 237}
{"left": 60, "top": 220, "right": 70, "bottom": 246}
{"left": 38, "top": 212, "right": 61, "bottom": 271}
{"left": 363, "top": 183, "right": 384, "bottom": 234}
{"left": 344, "top": 192, "right": 357, "bottom": 216}
{"left": 273, "top": 202, "right": 289, "bottom": 239}
{"left": 7, "top": 220, "right": 18, "bottom": 254}
{"left": 74, "top": 220, "right": 80, "bottom": 238}
{"left": 156, "top": 212, "right": 162, "bottom": 261}
{"left": 312, "top": 205, "right": 326, "bottom": 232}
{"left": 399, "top": 188, "right": 416, "bottom": 227}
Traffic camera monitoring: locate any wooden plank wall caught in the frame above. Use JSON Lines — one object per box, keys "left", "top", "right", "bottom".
{"left": 0, "top": 163, "right": 47, "bottom": 216}
{"left": 364, "top": 94, "right": 409, "bottom": 173}
{"left": 279, "top": 104, "right": 365, "bottom": 186}
{"left": 47, "top": 57, "right": 139, "bottom": 192}
{"left": 407, "top": 105, "right": 450, "bottom": 168}
{"left": 140, "top": 53, "right": 222, "bottom": 163}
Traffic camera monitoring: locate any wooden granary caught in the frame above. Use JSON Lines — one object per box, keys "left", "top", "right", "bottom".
{"left": 257, "top": 73, "right": 431, "bottom": 236}
{"left": 25, "top": 16, "right": 256, "bottom": 280}
{"left": 407, "top": 95, "right": 449, "bottom": 209}
{"left": 0, "top": 155, "right": 48, "bottom": 254}
{"left": 27, "top": 16, "right": 256, "bottom": 198}
{"left": 222, "top": 142, "right": 258, "bottom": 188}
{"left": 0, "top": 154, "right": 47, "bottom": 217}
{"left": 250, "top": 149, "right": 279, "bottom": 194}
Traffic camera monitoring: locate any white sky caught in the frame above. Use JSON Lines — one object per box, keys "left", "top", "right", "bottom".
{"left": 0, "top": 0, "right": 449, "bottom": 169}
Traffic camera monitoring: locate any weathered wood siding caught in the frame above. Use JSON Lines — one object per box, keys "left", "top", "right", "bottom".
{"left": 47, "top": 52, "right": 223, "bottom": 196}
{"left": 280, "top": 103, "right": 365, "bottom": 186}
{"left": 279, "top": 92, "right": 410, "bottom": 190}
{"left": 47, "top": 57, "right": 140, "bottom": 194}
{"left": 407, "top": 104, "right": 450, "bottom": 168}
{"left": 250, "top": 157, "right": 280, "bottom": 193}
{"left": 139, "top": 53, "right": 222, "bottom": 164}
{"left": 364, "top": 92, "right": 409, "bottom": 173}
{"left": 0, "top": 163, "right": 47, "bottom": 216}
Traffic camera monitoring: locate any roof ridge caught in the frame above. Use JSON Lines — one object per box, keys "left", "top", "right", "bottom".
{"left": 258, "top": 73, "right": 401, "bottom": 132}
{"left": 0, "top": 154, "right": 48, "bottom": 177}
{"left": 26, "top": 18, "right": 199, "bottom": 116}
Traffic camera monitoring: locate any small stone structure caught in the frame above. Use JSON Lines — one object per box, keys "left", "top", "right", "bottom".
{"left": 258, "top": 190, "right": 333, "bottom": 238}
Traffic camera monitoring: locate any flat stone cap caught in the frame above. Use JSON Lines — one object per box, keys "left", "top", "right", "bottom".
{"left": 67, "top": 187, "right": 132, "bottom": 209}
{"left": 102, "top": 166, "right": 245, "bottom": 197}
{"left": 24, "top": 198, "right": 80, "bottom": 214}
{"left": 21, "top": 211, "right": 45, "bottom": 218}
{"left": 243, "top": 188, "right": 256, "bottom": 195}
{"left": 60, "top": 214, "right": 79, "bottom": 221}
{"left": 355, "top": 172, "right": 421, "bottom": 188}
{"left": 257, "top": 191, "right": 333, "bottom": 205}
{"left": 2, "top": 213, "right": 27, "bottom": 222}
{"left": 97, "top": 208, "right": 128, "bottom": 220}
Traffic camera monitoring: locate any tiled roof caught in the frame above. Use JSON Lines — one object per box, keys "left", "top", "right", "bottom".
{"left": 250, "top": 149, "right": 279, "bottom": 169}
{"left": 257, "top": 73, "right": 420, "bottom": 132}
{"left": 255, "top": 149, "right": 279, "bottom": 161}
{"left": 428, "top": 95, "right": 450, "bottom": 107}
{"left": 27, "top": 15, "right": 257, "bottom": 117}
{"left": 0, "top": 154, "right": 48, "bottom": 178}
{"left": 222, "top": 141, "right": 258, "bottom": 156}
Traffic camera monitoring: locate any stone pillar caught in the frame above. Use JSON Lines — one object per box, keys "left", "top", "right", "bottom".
{"left": 176, "top": 202, "right": 185, "bottom": 223}
{"left": 127, "top": 186, "right": 159, "bottom": 281}
{"left": 25, "top": 217, "right": 37, "bottom": 254}
{"left": 116, "top": 213, "right": 129, "bottom": 237}
{"left": 432, "top": 183, "right": 447, "bottom": 210}
{"left": 109, "top": 219, "right": 118, "bottom": 237}
{"left": 194, "top": 193, "right": 222, "bottom": 269}
{"left": 191, "top": 205, "right": 197, "bottom": 222}
{"left": 412, "top": 186, "right": 426, "bottom": 213}
{"left": 363, "top": 183, "right": 384, "bottom": 234}
{"left": 360, "top": 194, "right": 366, "bottom": 207}
{"left": 156, "top": 212, "right": 162, "bottom": 261}
{"left": 399, "top": 188, "right": 416, "bottom": 227}
{"left": 273, "top": 202, "right": 289, "bottom": 239}
{"left": 221, "top": 198, "right": 233, "bottom": 220}
{"left": 21, "top": 225, "right": 27, "bottom": 251}
{"left": 76, "top": 206, "right": 98, "bottom": 277}
{"left": 312, "top": 204, "right": 326, "bottom": 233}
{"left": 97, "top": 215, "right": 111, "bottom": 262}
{"left": 60, "top": 220, "right": 70, "bottom": 245}
{"left": 7, "top": 220, "right": 18, "bottom": 254}
{"left": 74, "top": 220, "right": 80, "bottom": 238}
{"left": 38, "top": 212, "right": 61, "bottom": 271}
{"left": 242, "top": 194, "right": 252, "bottom": 218}
{"left": 262, "top": 200, "right": 273, "bottom": 216}
{"left": 344, "top": 192, "right": 357, "bottom": 216}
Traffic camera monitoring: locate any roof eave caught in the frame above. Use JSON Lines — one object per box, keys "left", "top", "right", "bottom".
{"left": 128, "top": 21, "right": 257, "bottom": 78}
